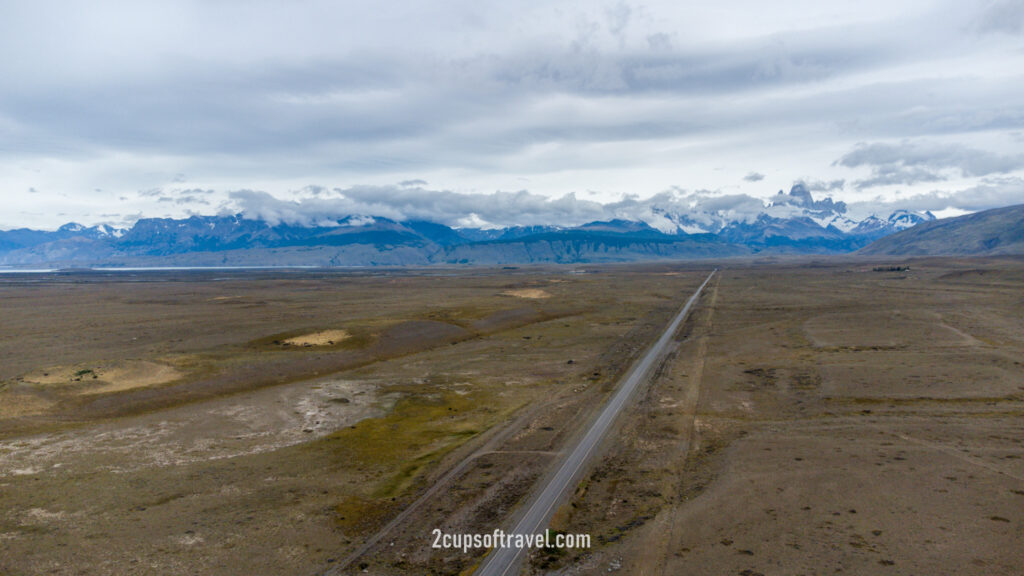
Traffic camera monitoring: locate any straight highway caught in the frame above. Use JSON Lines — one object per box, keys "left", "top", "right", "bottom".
{"left": 474, "top": 269, "right": 717, "bottom": 576}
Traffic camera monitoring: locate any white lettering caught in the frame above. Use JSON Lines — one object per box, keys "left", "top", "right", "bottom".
{"left": 429, "top": 529, "right": 592, "bottom": 552}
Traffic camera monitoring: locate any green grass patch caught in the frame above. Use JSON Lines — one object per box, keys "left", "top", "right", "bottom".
{"left": 318, "top": 386, "right": 508, "bottom": 527}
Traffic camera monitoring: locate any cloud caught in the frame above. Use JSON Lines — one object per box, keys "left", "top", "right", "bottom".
{"left": 845, "top": 176, "right": 1024, "bottom": 217}
{"left": 229, "top": 186, "right": 609, "bottom": 228}
{"left": 850, "top": 166, "right": 947, "bottom": 189}
{"left": 298, "top": 185, "right": 329, "bottom": 196}
{"left": 175, "top": 195, "right": 210, "bottom": 205}
{"left": 2, "top": 2, "right": 1024, "bottom": 231}
{"left": 148, "top": 187, "right": 214, "bottom": 205}
{"left": 972, "top": 0, "right": 1024, "bottom": 35}
{"left": 803, "top": 179, "right": 844, "bottom": 192}
{"left": 224, "top": 176, "right": 1021, "bottom": 233}
{"left": 229, "top": 185, "right": 799, "bottom": 232}
{"left": 646, "top": 32, "right": 673, "bottom": 51}
{"left": 605, "top": 1, "right": 633, "bottom": 45}
{"left": 837, "top": 140, "right": 1024, "bottom": 189}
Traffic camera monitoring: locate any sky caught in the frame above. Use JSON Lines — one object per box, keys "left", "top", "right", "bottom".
{"left": 1, "top": 0, "right": 1023, "bottom": 230}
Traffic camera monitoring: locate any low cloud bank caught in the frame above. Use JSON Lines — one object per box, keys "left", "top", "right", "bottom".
{"left": 227, "top": 179, "right": 1024, "bottom": 232}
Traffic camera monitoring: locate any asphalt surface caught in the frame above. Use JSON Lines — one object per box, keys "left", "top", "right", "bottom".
{"left": 473, "top": 269, "right": 717, "bottom": 576}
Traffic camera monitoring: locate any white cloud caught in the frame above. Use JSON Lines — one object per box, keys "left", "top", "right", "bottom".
{"left": 1, "top": 1, "right": 1023, "bottom": 229}
{"left": 837, "top": 140, "right": 1024, "bottom": 189}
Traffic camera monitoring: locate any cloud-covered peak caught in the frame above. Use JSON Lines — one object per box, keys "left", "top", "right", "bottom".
{"left": 229, "top": 183, "right": 873, "bottom": 235}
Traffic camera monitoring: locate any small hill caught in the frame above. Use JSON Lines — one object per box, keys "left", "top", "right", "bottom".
{"left": 859, "top": 204, "right": 1024, "bottom": 256}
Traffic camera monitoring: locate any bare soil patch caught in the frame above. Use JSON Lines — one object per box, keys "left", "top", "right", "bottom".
{"left": 21, "top": 360, "right": 182, "bottom": 395}
{"left": 502, "top": 288, "right": 551, "bottom": 299}
{"left": 281, "top": 329, "right": 350, "bottom": 347}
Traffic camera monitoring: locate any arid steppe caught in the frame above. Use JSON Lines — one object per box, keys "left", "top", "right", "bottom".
{"left": 1, "top": 259, "right": 1022, "bottom": 575}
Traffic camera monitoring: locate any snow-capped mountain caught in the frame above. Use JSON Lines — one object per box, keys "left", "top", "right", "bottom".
{"left": 0, "top": 185, "right": 938, "bottom": 267}
{"left": 635, "top": 183, "right": 933, "bottom": 246}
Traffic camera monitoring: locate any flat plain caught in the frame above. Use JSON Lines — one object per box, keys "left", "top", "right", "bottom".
{"left": 1, "top": 258, "right": 1022, "bottom": 575}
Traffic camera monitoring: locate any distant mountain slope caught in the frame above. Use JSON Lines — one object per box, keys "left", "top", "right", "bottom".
{"left": 859, "top": 204, "right": 1024, "bottom": 256}
{"left": 434, "top": 231, "right": 749, "bottom": 265}
{"left": 0, "top": 185, "right": 949, "bottom": 267}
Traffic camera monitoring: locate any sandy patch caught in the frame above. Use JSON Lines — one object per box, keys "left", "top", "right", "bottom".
{"left": 21, "top": 361, "right": 182, "bottom": 395}
{"left": 281, "top": 329, "right": 350, "bottom": 346}
{"left": 83, "top": 361, "right": 182, "bottom": 395}
{"left": 502, "top": 288, "right": 551, "bottom": 299}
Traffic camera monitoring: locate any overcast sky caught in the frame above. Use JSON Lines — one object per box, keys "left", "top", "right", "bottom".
{"left": 2, "top": 0, "right": 1023, "bottom": 230}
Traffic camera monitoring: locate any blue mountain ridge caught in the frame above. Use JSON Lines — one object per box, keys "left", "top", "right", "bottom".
{"left": 0, "top": 186, "right": 936, "bottom": 267}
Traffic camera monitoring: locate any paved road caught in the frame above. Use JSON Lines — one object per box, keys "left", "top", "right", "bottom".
{"left": 474, "top": 270, "right": 717, "bottom": 576}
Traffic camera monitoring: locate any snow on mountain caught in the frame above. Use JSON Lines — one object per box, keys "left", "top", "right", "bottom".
{"left": 0, "top": 184, "right": 940, "bottom": 267}
{"left": 608, "top": 183, "right": 932, "bottom": 243}
{"left": 887, "top": 209, "right": 935, "bottom": 231}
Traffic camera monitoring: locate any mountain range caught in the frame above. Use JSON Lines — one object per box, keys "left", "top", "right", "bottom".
{"left": 859, "top": 203, "right": 1024, "bottom": 257}
{"left": 0, "top": 184, "right": 940, "bottom": 268}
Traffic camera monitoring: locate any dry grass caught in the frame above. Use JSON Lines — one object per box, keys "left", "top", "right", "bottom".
{"left": 548, "top": 258, "right": 1024, "bottom": 576}
{"left": 7, "top": 260, "right": 1018, "bottom": 575}
{"left": 0, "top": 394, "right": 53, "bottom": 419}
